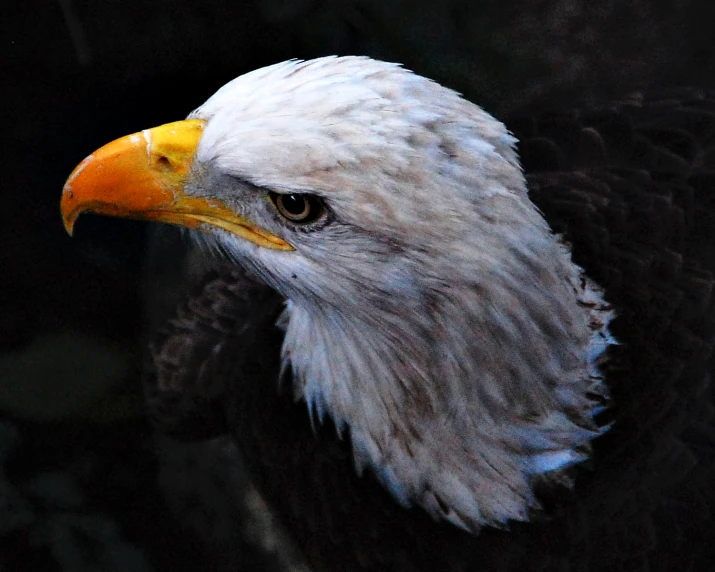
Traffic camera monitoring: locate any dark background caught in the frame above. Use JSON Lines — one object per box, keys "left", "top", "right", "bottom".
{"left": 2, "top": 1, "right": 715, "bottom": 570}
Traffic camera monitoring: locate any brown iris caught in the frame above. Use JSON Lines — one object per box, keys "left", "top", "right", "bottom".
{"left": 270, "top": 192, "right": 324, "bottom": 224}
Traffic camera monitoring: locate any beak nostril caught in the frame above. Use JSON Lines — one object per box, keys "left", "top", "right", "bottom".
{"left": 156, "top": 155, "right": 172, "bottom": 171}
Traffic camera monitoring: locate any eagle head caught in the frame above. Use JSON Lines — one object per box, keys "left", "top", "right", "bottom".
{"left": 61, "top": 56, "right": 614, "bottom": 531}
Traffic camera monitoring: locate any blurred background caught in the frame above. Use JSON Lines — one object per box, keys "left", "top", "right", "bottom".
{"left": 2, "top": 1, "right": 715, "bottom": 570}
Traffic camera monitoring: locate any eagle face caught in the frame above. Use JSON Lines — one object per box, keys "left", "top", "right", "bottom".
{"left": 61, "top": 56, "right": 614, "bottom": 532}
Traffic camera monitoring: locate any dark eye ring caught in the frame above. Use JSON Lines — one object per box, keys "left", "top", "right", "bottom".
{"left": 270, "top": 192, "right": 324, "bottom": 224}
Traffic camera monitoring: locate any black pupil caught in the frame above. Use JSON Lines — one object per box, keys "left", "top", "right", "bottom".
{"left": 283, "top": 194, "right": 307, "bottom": 215}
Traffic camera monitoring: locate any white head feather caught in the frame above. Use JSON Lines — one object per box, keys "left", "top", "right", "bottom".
{"left": 187, "top": 56, "right": 614, "bottom": 531}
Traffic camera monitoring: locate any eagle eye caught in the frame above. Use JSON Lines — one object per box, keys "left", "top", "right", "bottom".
{"left": 270, "top": 192, "right": 324, "bottom": 224}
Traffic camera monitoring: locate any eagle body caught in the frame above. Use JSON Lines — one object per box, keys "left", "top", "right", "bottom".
{"left": 61, "top": 59, "right": 715, "bottom": 572}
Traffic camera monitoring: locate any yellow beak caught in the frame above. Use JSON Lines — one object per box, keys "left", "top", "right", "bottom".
{"left": 60, "top": 119, "right": 293, "bottom": 251}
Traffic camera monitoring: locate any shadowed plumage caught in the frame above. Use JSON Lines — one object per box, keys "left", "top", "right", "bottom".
{"left": 61, "top": 57, "right": 715, "bottom": 572}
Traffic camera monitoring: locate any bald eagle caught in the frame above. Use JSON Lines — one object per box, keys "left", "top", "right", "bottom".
{"left": 61, "top": 57, "right": 715, "bottom": 571}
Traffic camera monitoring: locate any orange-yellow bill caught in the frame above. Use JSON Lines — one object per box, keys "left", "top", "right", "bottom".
{"left": 60, "top": 119, "right": 293, "bottom": 251}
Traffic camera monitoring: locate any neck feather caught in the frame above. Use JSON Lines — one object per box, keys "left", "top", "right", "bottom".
{"left": 280, "top": 238, "right": 614, "bottom": 532}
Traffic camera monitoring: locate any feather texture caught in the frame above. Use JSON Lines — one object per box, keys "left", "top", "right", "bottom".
{"left": 181, "top": 57, "right": 617, "bottom": 529}
{"left": 142, "top": 62, "right": 715, "bottom": 571}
